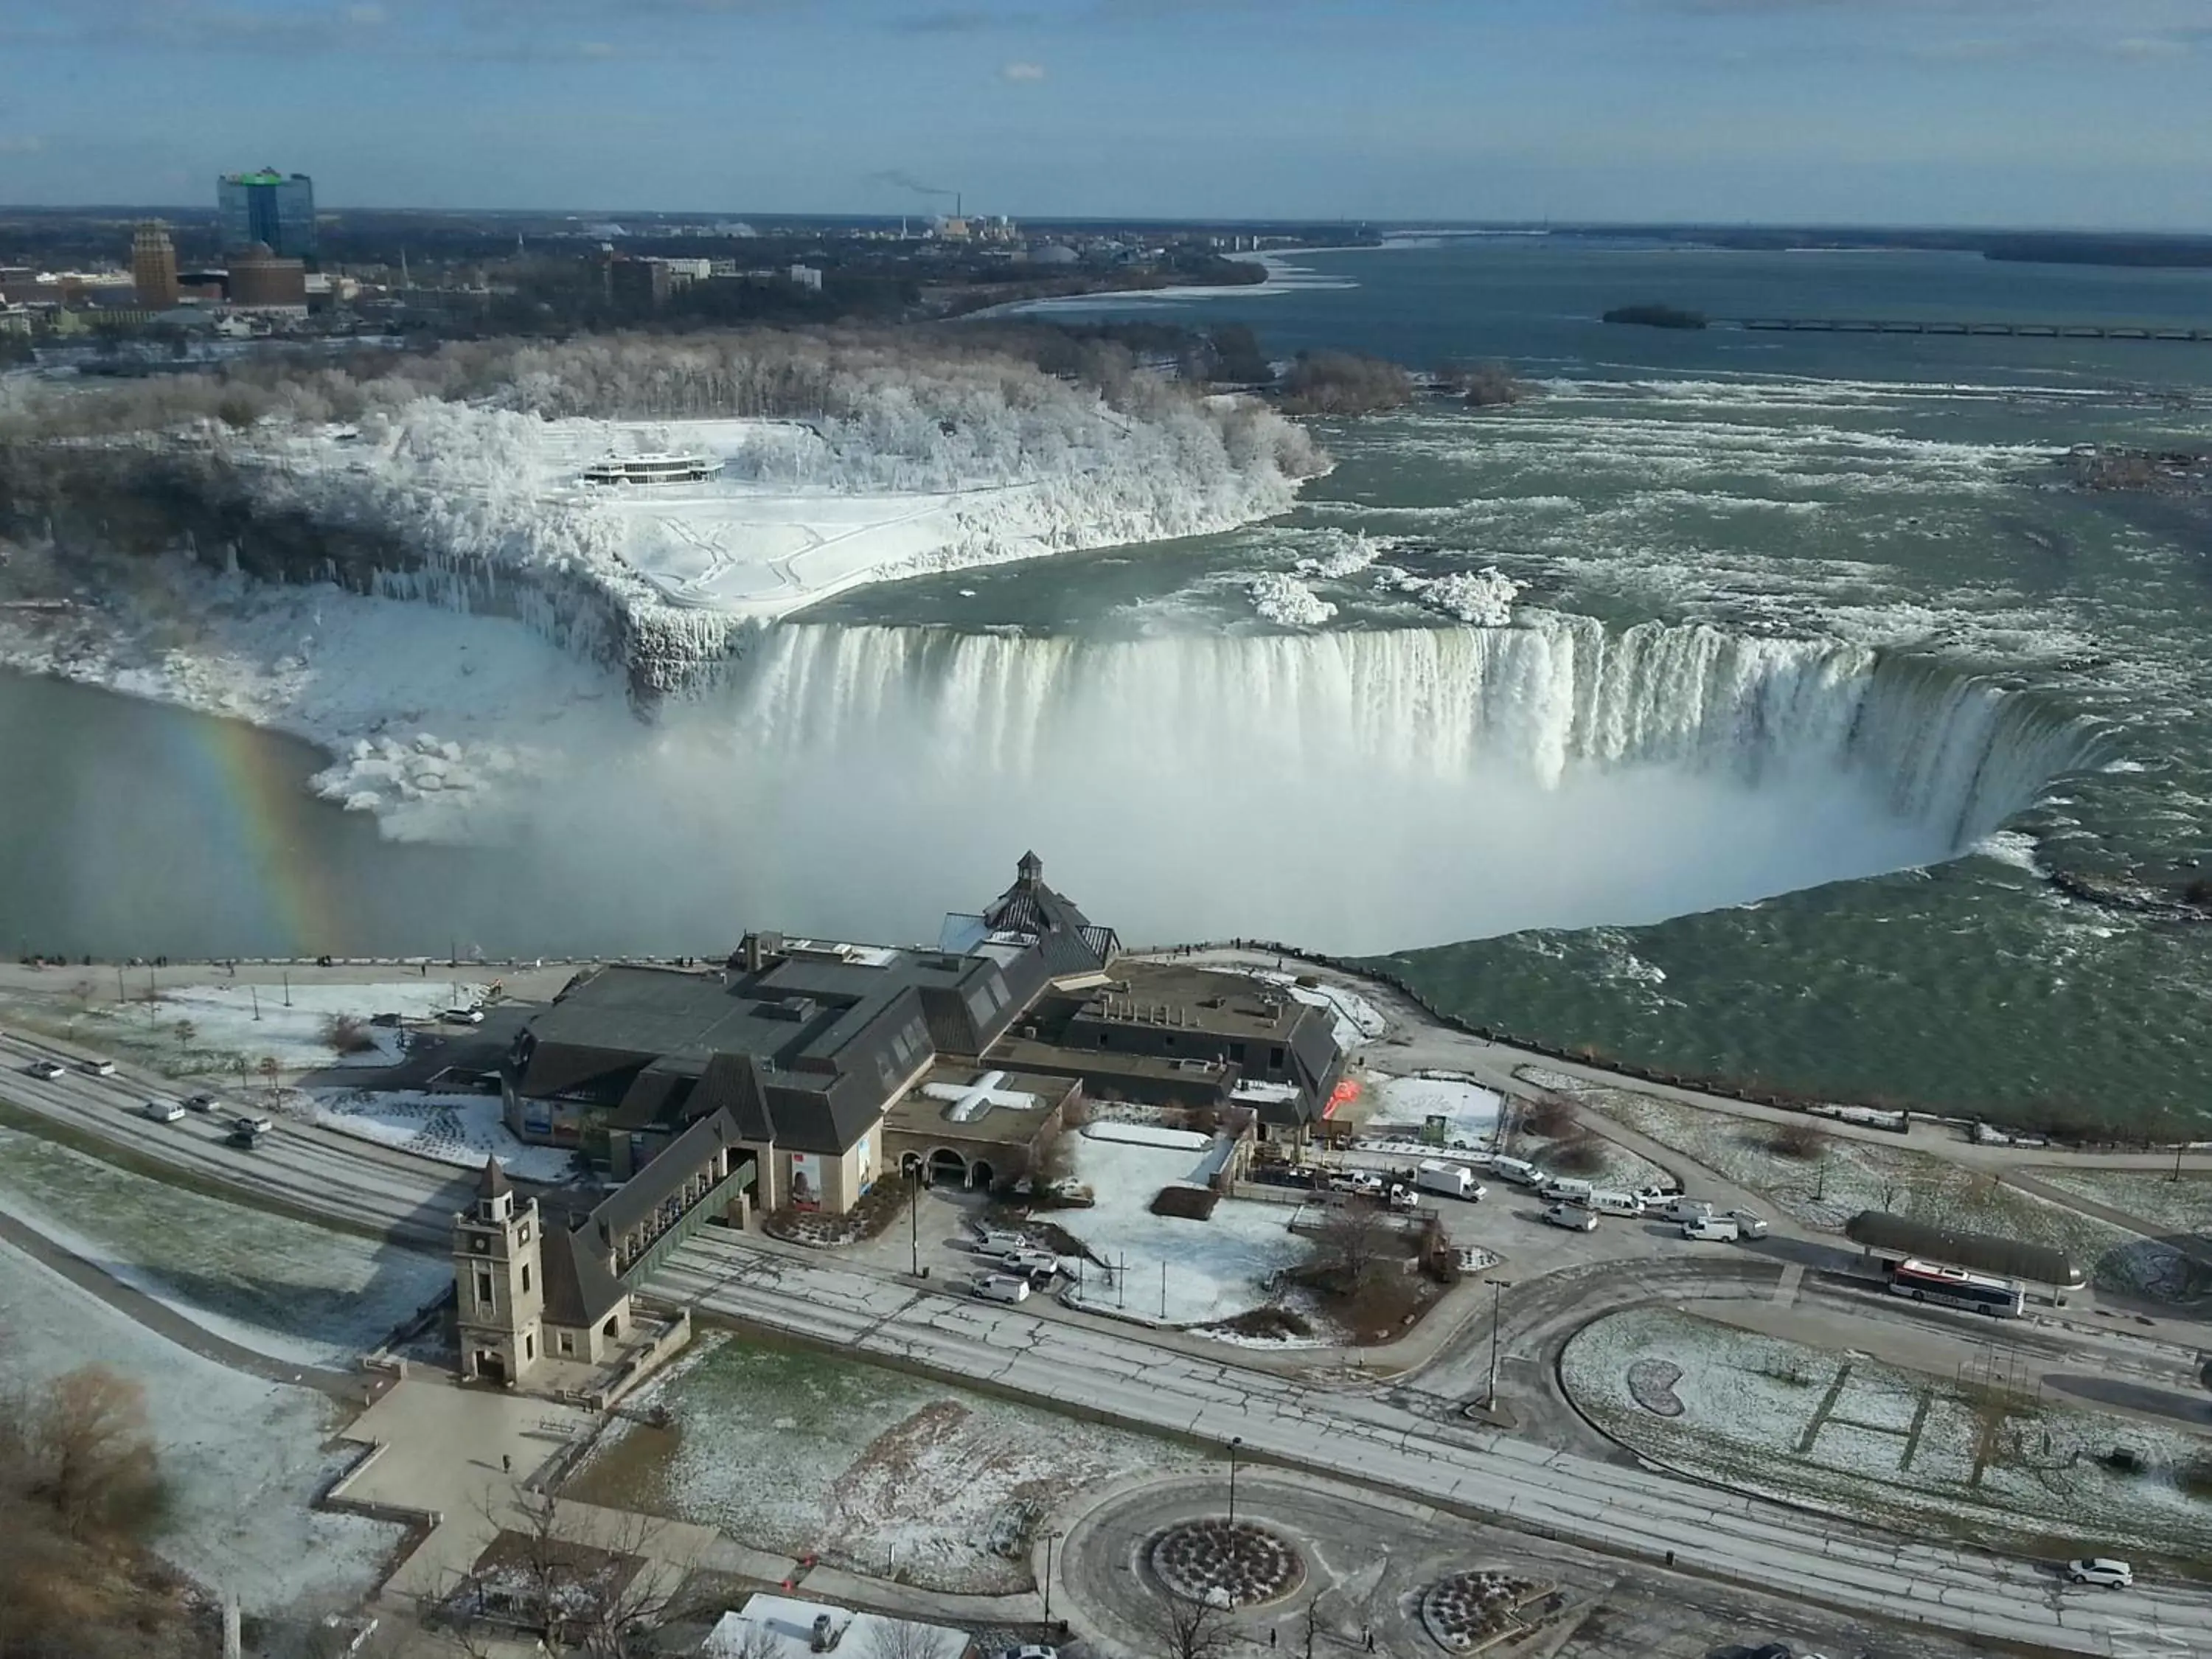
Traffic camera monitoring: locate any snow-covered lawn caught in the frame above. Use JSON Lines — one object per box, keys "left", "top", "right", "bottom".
{"left": 1362, "top": 1073, "right": 1502, "bottom": 1150}
{"left": 0, "top": 1123, "right": 449, "bottom": 1367}
{"left": 83, "top": 980, "right": 481, "bottom": 1074}
{"left": 2026, "top": 1169, "right": 2212, "bottom": 1240}
{"left": 0, "top": 1236, "right": 403, "bottom": 1614}
{"left": 1053, "top": 1126, "right": 1313, "bottom": 1326}
{"left": 1542, "top": 1071, "right": 2189, "bottom": 1299}
{"left": 1562, "top": 1305, "right": 2212, "bottom": 1562}
{"left": 298, "top": 1088, "right": 576, "bottom": 1183}
{"left": 566, "top": 1333, "right": 1197, "bottom": 1593}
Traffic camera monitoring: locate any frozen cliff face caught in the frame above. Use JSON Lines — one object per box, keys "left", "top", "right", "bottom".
{"left": 206, "top": 361, "right": 1322, "bottom": 700}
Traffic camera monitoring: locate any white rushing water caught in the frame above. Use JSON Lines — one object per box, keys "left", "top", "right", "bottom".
{"left": 713, "top": 613, "right": 2101, "bottom": 848}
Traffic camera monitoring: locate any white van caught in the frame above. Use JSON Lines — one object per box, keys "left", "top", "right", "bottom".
{"left": 1587, "top": 1189, "right": 1645, "bottom": 1217}
{"left": 1489, "top": 1156, "right": 1543, "bottom": 1188}
{"left": 1660, "top": 1197, "right": 1714, "bottom": 1225}
{"left": 1681, "top": 1216, "right": 1742, "bottom": 1242}
{"left": 1540, "top": 1178, "right": 1595, "bottom": 1206}
{"left": 1415, "top": 1161, "right": 1486, "bottom": 1200}
{"left": 976, "top": 1228, "right": 1030, "bottom": 1256}
{"left": 974, "top": 1273, "right": 1032, "bottom": 1303}
{"left": 1001, "top": 1248, "right": 1058, "bottom": 1276}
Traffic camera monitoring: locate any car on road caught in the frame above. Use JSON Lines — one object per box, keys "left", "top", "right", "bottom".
{"left": 1681, "top": 1216, "right": 1742, "bottom": 1242}
{"left": 1489, "top": 1155, "right": 1544, "bottom": 1187}
{"left": 1659, "top": 1197, "right": 1714, "bottom": 1225}
{"left": 25, "top": 1059, "right": 65, "bottom": 1080}
{"left": 442, "top": 1006, "right": 485, "bottom": 1024}
{"left": 2067, "top": 1558, "right": 2134, "bottom": 1588}
{"left": 974, "top": 1273, "right": 1032, "bottom": 1304}
{"left": 227, "top": 1121, "right": 264, "bottom": 1150}
{"left": 1726, "top": 1209, "right": 1770, "bottom": 1239}
{"left": 1001, "top": 1248, "right": 1058, "bottom": 1277}
{"left": 80, "top": 1058, "right": 116, "bottom": 1077}
{"left": 231, "top": 1113, "right": 274, "bottom": 1135}
{"left": 140, "top": 1100, "right": 186, "bottom": 1124}
{"left": 1002, "top": 1646, "right": 1057, "bottom": 1659}
{"left": 182, "top": 1093, "right": 217, "bottom": 1112}
{"left": 1540, "top": 1203, "right": 1598, "bottom": 1232}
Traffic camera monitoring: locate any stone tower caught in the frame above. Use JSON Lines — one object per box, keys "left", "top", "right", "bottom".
{"left": 453, "top": 1158, "right": 544, "bottom": 1386}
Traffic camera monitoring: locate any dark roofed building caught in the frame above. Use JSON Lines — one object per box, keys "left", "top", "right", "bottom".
{"left": 985, "top": 960, "right": 1346, "bottom": 1129}
{"left": 498, "top": 854, "right": 1352, "bottom": 1221}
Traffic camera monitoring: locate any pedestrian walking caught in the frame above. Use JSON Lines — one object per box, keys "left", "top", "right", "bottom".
{"left": 1269, "top": 1632, "right": 1277, "bottom": 1649}
{"left": 501, "top": 1453, "right": 512, "bottom": 1474}
{"left": 1363, "top": 1629, "right": 1373, "bottom": 1652}
{"left": 1665, "top": 1549, "right": 1675, "bottom": 1568}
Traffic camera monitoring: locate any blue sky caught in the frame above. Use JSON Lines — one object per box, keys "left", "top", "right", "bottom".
{"left": 1, "top": 0, "right": 2209, "bottom": 227}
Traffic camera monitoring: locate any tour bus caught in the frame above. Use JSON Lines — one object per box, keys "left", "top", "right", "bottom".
{"left": 1886, "top": 1256, "right": 2025, "bottom": 1318}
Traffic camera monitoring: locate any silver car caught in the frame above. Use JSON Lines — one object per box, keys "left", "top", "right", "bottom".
{"left": 1727, "top": 1209, "right": 1771, "bottom": 1239}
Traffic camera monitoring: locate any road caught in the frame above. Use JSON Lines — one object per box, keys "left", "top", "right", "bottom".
{"left": 3, "top": 1027, "right": 2208, "bottom": 1656}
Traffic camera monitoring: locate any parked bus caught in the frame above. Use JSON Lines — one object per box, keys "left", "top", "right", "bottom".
{"left": 1887, "top": 1256, "right": 2025, "bottom": 1318}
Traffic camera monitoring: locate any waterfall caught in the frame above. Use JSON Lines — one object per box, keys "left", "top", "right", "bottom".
{"left": 714, "top": 614, "right": 2102, "bottom": 849}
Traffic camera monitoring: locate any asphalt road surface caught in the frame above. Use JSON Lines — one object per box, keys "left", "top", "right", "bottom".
{"left": 3, "top": 1028, "right": 2208, "bottom": 1657}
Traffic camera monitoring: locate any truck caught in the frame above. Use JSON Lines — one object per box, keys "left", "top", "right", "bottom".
{"left": 1414, "top": 1161, "right": 1486, "bottom": 1200}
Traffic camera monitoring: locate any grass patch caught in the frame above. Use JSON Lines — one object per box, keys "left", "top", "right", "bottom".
{"left": 0, "top": 1091, "right": 390, "bottom": 1245}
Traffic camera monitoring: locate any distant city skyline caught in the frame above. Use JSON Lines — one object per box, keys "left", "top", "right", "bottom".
{"left": 1, "top": 0, "right": 2208, "bottom": 230}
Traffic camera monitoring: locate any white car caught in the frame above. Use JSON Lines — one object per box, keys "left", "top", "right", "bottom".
{"left": 1540, "top": 1203, "right": 1598, "bottom": 1232}
{"left": 26, "top": 1060, "right": 64, "bottom": 1080}
{"left": 1659, "top": 1197, "right": 1714, "bottom": 1225}
{"left": 80, "top": 1059, "right": 117, "bottom": 1077}
{"left": 140, "top": 1100, "right": 186, "bottom": 1124}
{"left": 2067, "top": 1558, "right": 2134, "bottom": 1589}
{"left": 443, "top": 1007, "right": 485, "bottom": 1025}
{"left": 974, "top": 1273, "right": 1032, "bottom": 1304}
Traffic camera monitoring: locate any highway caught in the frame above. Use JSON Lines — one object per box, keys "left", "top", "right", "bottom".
{"left": 3, "top": 1029, "right": 2208, "bottom": 1657}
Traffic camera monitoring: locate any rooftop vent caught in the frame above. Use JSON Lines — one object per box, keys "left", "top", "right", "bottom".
{"left": 757, "top": 997, "right": 816, "bottom": 1023}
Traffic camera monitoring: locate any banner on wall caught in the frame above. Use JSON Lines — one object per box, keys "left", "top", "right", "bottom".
{"left": 789, "top": 1150, "right": 821, "bottom": 1211}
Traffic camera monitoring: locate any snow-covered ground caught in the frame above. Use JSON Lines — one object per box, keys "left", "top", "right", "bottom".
{"left": 567, "top": 1333, "right": 1197, "bottom": 1593}
{"left": 299, "top": 1088, "right": 576, "bottom": 1182}
{"left": 2026, "top": 1168, "right": 2212, "bottom": 1239}
{"left": 85, "top": 979, "right": 480, "bottom": 1071}
{"left": 1543, "top": 1069, "right": 2190, "bottom": 1298}
{"left": 1562, "top": 1304, "right": 2212, "bottom": 1559}
{"left": 1054, "top": 1126, "right": 1312, "bottom": 1326}
{"left": 3, "top": 349, "right": 1319, "bottom": 832}
{"left": 1363, "top": 1073, "right": 1503, "bottom": 1147}
{"left": 0, "top": 1123, "right": 449, "bottom": 1366}
{"left": 0, "top": 1236, "right": 403, "bottom": 1613}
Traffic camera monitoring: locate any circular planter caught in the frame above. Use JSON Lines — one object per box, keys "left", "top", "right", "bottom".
{"left": 1150, "top": 1519, "right": 1306, "bottom": 1608}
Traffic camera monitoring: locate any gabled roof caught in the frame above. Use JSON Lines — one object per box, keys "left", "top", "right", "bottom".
{"left": 979, "top": 853, "right": 1119, "bottom": 978}
{"left": 476, "top": 1156, "right": 511, "bottom": 1200}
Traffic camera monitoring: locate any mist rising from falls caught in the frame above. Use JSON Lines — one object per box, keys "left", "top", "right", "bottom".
{"left": 720, "top": 615, "right": 2098, "bottom": 844}
{"left": 497, "top": 613, "right": 2097, "bottom": 955}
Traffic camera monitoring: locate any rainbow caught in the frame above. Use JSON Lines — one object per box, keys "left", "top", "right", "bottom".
{"left": 175, "top": 713, "right": 347, "bottom": 955}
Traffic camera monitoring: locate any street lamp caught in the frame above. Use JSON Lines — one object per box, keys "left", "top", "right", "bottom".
{"left": 1042, "top": 1528, "right": 1064, "bottom": 1635}
{"left": 909, "top": 1167, "right": 930, "bottom": 1277}
{"left": 1228, "top": 1434, "right": 1245, "bottom": 1524}
{"left": 1484, "top": 1280, "right": 1513, "bottom": 1409}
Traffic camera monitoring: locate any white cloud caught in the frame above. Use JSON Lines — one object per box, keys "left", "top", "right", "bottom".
{"left": 999, "top": 59, "right": 1046, "bottom": 81}
{"left": 345, "top": 3, "right": 386, "bottom": 24}
{"left": 0, "top": 135, "right": 46, "bottom": 154}
{"left": 579, "top": 39, "right": 616, "bottom": 57}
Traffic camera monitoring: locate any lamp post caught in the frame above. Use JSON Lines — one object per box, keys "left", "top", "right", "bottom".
{"left": 909, "top": 1168, "right": 928, "bottom": 1277}
{"left": 1227, "top": 1435, "right": 1244, "bottom": 1524}
{"left": 1042, "top": 1528, "right": 1063, "bottom": 1635}
{"left": 1484, "top": 1279, "right": 1512, "bottom": 1408}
